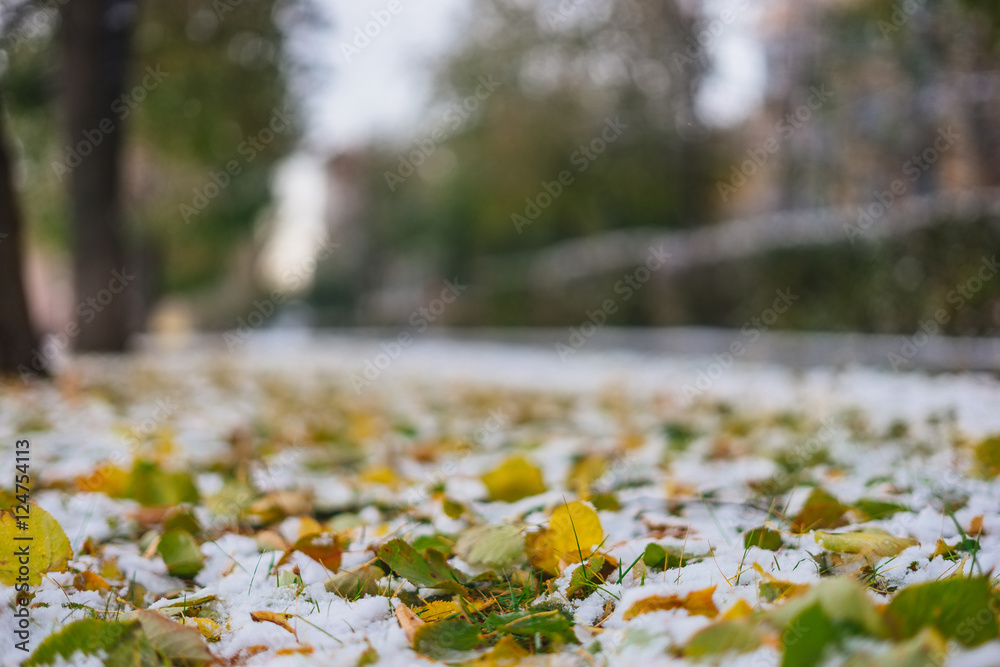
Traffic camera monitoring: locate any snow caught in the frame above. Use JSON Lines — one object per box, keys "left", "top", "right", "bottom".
{"left": 1, "top": 334, "right": 999, "bottom": 665}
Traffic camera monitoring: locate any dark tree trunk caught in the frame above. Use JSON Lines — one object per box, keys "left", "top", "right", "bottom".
{"left": 0, "top": 95, "right": 44, "bottom": 378}
{"left": 59, "top": 0, "right": 138, "bottom": 351}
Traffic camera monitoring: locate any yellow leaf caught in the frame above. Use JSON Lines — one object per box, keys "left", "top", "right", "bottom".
{"left": 179, "top": 616, "right": 221, "bottom": 640}
{"left": 469, "top": 635, "right": 529, "bottom": 666}
{"left": 566, "top": 455, "right": 606, "bottom": 497}
{"left": 722, "top": 598, "right": 754, "bottom": 620}
{"left": 75, "top": 464, "right": 129, "bottom": 498}
{"left": 297, "top": 516, "right": 323, "bottom": 539}
{"left": 250, "top": 610, "right": 297, "bottom": 638}
{"left": 0, "top": 505, "right": 73, "bottom": 586}
{"left": 524, "top": 529, "right": 560, "bottom": 575}
{"left": 416, "top": 600, "right": 461, "bottom": 623}
{"left": 623, "top": 586, "right": 718, "bottom": 620}
{"left": 361, "top": 465, "right": 402, "bottom": 487}
{"left": 481, "top": 457, "right": 546, "bottom": 503}
{"left": 549, "top": 501, "right": 603, "bottom": 564}
{"left": 815, "top": 528, "right": 918, "bottom": 560}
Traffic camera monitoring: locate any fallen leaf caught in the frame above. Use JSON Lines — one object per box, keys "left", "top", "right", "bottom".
{"left": 549, "top": 501, "right": 603, "bottom": 564}
{"left": 73, "top": 571, "right": 111, "bottom": 592}
{"left": 524, "top": 529, "right": 560, "bottom": 574}
{"left": 973, "top": 434, "right": 1000, "bottom": 477}
{"left": 684, "top": 620, "right": 765, "bottom": 658}
{"left": 133, "top": 608, "right": 218, "bottom": 664}
{"left": 468, "top": 635, "right": 529, "bottom": 666}
{"left": 377, "top": 538, "right": 466, "bottom": 592}
{"left": 251, "top": 610, "right": 298, "bottom": 638}
{"left": 0, "top": 505, "right": 73, "bottom": 586}
{"left": 481, "top": 456, "right": 547, "bottom": 502}
{"left": 815, "top": 529, "right": 917, "bottom": 563}
{"left": 487, "top": 609, "right": 578, "bottom": 644}
{"left": 790, "top": 488, "right": 849, "bottom": 533}
{"left": 281, "top": 531, "right": 343, "bottom": 571}
{"left": 454, "top": 523, "right": 524, "bottom": 569}
{"left": 884, "top": 576, "right": 999, "bottom": 646}
{"left": 623, "top": 586, "right": 718, "bottom": 620}
{"left": 157, "top": 529, "right": 205, "bottom": 578}
{"left": 395, "top": 603, "right": 426, "bottom": 643}
{"left": 744, "top": 527, "right": 784, "bottom": 552}
{"left": 325, "top": 563, "right": 386, "bottom": 598}
{"left": 413, "top": 617, "right": 481, "bottom": 660}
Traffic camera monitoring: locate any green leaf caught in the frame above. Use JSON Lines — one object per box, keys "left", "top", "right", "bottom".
{"left": 454, "top": 524, "right": 524, "bottom": 569}
{"left": 744, "top": 527, "right": 784, "bottom": 551}
{"left": 790, "top": 488, "right": 849, "bottom": 534}
{"left": 377, "top": 538, "right": 466, "bottom": 592}
{"left": 412, "top": 618, "right": 482, "bottom": 661}
{"left": 767, "top": 577, "right": 886, "bottom": 640}
{"left": 852, "top": 499, "right": 908, "bottom": 521}
{"left": 566, "top": 555, "right": 606, "bottom": 599}
{"left": 157, "top": 529, "right": 205, "bottom": 578}
{"left": 128, "top": 460, "right": 199, "bottom": 507}
{"left": 325, "top": 564, "right": 386, "bottom": 599}
{"left": 781, "top": 603, "right": 838, "bottom": 667}
{"left": 487, "top": 609, "right": 578, "bottom": 645}
{"left": 684, "top": 620, "right": 764, "bottom": 658}
{"left": 412, "top": 534, "right": 454, "bottom": 556}
{"left": 132, "top": 608, "right": 217, "bottom": 664}
{"left": 815, "top": 529, "right": 918, "bottom": 559}
{"left": 25, "top": 619, "right": 136, "bottom": 666}
{"left": 884, "top": 577, "right": 999, "bottom": 646}
{"left": 642, "top": 542, "right": 699, "bottom": 569}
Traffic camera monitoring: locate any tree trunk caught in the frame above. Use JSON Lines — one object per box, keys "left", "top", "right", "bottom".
{"left": 0, "top": 95, "right": 44, "bottom": 378}
{"left": 59, "top": 0, "right": 137, "bottom": 351}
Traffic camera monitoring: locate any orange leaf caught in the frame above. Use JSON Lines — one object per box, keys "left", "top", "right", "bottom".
{"left": 623, "top": 586, "right": 718, "bottom": 620}
{"left": 250, "top": 610, "right": 297, "bottom": 638}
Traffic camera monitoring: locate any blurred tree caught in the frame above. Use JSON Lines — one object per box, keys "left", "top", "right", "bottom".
{"left": 0, "top": 91, "right": 43, "bottom": 376}
{"left": 1, "top": 0, "right": 310, "bottom": 347}
{"left": 58, "top": 0, "right": 137, "bottom": 351}
{"left": 314, "top": 0, "right": 722, "bottom": 324}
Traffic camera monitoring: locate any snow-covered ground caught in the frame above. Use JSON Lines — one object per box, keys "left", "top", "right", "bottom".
{"left": 2, "top": 334, "right": 999, "bottom": 666}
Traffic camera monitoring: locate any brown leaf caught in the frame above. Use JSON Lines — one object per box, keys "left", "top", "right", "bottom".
{"left": 395, "top": 603, "right": 425, "bottom": 643}
{"left": 250, "top": 610, "right": 298, "bottom": 639}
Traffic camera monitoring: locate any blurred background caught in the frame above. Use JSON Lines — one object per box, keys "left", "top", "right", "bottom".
{"left": 1, "top": 0, "right": 1000, "bottom": 372}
